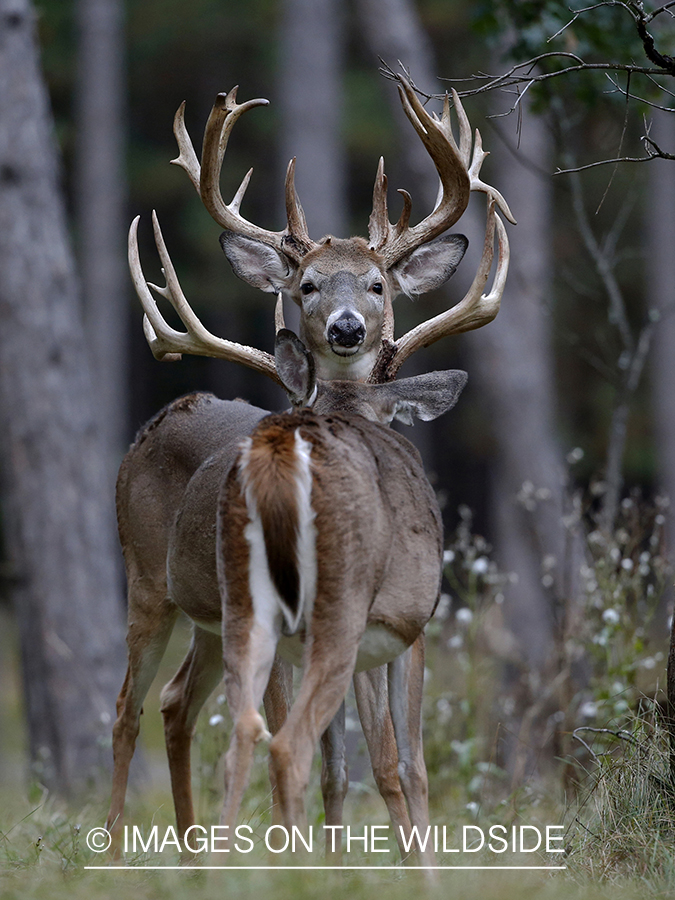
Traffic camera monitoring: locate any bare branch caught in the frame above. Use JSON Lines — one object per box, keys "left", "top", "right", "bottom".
{"left": 444, "top": 59, "right": 668, "bottom": 101}
{"left": 593, "top": 70, "right": 633, "bottom": 214}
{"left": 643, "top": 133, "right": 675, "bottom": 159}
{"left": 394, "top": 0, "right": 675, "bottom": 147}
{"left": 644, "top": 72, "right": 675, "bottom": 100}
{"left": 572, "top": 731, "right": 600, "bottom": 762}
{"left": 645, "top": 1, "right": 675, "bottom": 23}
{"left": 635, "top": 3, "right": 675, "bottom": 73}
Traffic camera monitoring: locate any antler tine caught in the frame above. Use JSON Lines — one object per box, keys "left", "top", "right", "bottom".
{"left": 467, "top": 127, "right": 516, "bottom": 225}
{"left": 370, "top": 198, "right": 509, "bottom": 382}
{"left": 128, "top": 212, "right": 281, "bottom": 384}
{"left": 172, "top": 87, "right": 319, "bottom": 258}
{"left": 171, "top": 101, "right": 201, "bottom": 192}
{"left": 449, "top": 89, "right": 472, "bottom": 169}
{"left": 368, "top": 157, "right": 390, "bottom": 249}
{"left": 128, "top": 215, "right": 183, "bottom": 362}
{"left": 199, "top": 89, "right": 282, "bottom": 243}
{"left": 369, "top": 73, "right": 470, "bottom": 266}
{"left": 283, "top": 158, "right": 315, "bottom": 260}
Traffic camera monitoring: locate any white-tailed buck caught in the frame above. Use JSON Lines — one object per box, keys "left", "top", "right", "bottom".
{"left": 107, "top": 72, "right": 511, "bottom": 866}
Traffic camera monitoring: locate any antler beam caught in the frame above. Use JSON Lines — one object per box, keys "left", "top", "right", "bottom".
{"left": 368, "top": 198, "right": 510, "bottom": 383}
{"left": 128, "top": 211, "right": 282, "bottom": 385}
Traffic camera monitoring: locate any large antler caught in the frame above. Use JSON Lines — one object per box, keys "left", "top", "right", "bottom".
{"left": 129, "top": 211, "right": 282, "bottom": 385}
{"left": 368, "top": 198, "right": 509, "bottom": 384}
{"left": 369, "top": 73, "right": 515, "bottom": 268}
{"left": 172, "top": 86, "right": 317, "bottom": 262}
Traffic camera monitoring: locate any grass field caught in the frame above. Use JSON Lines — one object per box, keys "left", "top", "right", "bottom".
{"left": 2, "top": 506, "right": 674, "bottom": 900}
{"left": 3, "top": 703, "right": 675, "bottom": 900}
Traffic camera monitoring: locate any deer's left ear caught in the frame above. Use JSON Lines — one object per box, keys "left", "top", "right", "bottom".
{"left": 390, "top": 234, "right": 468, "bottom": 297}
{"left": 275, "top": 329, "right": 317, "bottom": 408}
{"left": 373, "top": 370, "right": 468, "bottom": 424}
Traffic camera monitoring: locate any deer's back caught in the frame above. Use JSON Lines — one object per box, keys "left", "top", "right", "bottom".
{"left": 117, "top": 393, "right": 268, "bottom": 603}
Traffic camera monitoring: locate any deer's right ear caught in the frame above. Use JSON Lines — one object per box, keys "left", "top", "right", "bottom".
{"left": 220, "top": 232, "right": 296, "bottom": 293}
{"left": 275, "top": 329, "right": 317, "bottom": 408}
{"left": 383, "top": 370, "right": 469, "bottom": 424}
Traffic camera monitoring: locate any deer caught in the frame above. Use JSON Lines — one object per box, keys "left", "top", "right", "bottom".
{"left": 216, "top": 328, "right": 467, "bottom": 850}
{"left": 106, "top": 71, "right": 512, "bottom": 866}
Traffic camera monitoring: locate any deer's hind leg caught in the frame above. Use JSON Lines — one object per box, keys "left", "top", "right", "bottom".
{"left": 387, "top": 636, "right": 436, "bottom": 873}
{"left": 159, "top": 625, "right": 224, "bottom": 838}
{"left": 269, "top": 611, "right": 366, "bottom": 832}
{"left": 220, "top": 614, "right": 279, "bottom": 831}
{"left": 354, "top": 664, "right": 413, "bottom": 860}
{"left": 107, "top": 581, "right": 179, "bottom": 848}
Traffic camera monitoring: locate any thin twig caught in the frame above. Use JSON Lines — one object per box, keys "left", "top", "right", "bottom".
{"left": 645, "top": 1, "right": 675, "bottom": 24}
{"left": 604, "top": 74, "right": 675, "bottom": 112}
{"left": 572, "top": 732, "right": 600, "bottom": 762}
{"left": 596, "top": 70, "right": 633, "bottom": 214}
{"left": 567, "top": 164, "right": 633, "bottom": 350}
{"left": 573, "top": 726, "right": 639, "bottom": 744}
{"left": 446, "top": 62, "right": 668, "bottom": 100}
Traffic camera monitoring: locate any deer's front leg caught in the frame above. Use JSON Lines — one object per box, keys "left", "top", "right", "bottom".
{"left": 263, "top": 654, "right": 293, "bottom": 846}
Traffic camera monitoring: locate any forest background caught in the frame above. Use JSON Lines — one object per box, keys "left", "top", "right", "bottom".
{"left": 1, "top": 0, "right": 675, "bottom": 894}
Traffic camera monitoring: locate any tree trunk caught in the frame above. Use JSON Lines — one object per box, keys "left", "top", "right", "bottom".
{"left": 646, "top": 110, "right": 675, "bottom": 770}
{"left": 75, "top": 0, "right": 128, "bottom": 490}
{"left": 468, "top": 112, "right": 568, "bottom": 665}
{"left": 649, "top": 112, "right": 675, "bottom": 536}
{"left": 0, "top": 0, "right": 125, "bottom": 793}
{"left": 277, "top": 0, "right": 347, "bottom": 241}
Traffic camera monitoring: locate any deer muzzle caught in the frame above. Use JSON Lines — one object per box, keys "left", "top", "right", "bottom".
{"left": 326, "top": 311, "right": 366, "bottom": 354}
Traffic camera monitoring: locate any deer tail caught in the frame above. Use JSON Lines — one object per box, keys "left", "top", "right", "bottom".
{"left": 237, "top": 424, "right": 316, "bottom": 633}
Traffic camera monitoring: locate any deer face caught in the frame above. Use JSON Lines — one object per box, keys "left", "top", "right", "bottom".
{"left": 220, "top": 231, "right": 468, "bottom": 381}
{"left": 289, "top": 238, "right": 389, "bottom": 381}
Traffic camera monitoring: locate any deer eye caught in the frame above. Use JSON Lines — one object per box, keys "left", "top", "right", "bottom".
{"left": 301, "top": 282, "right": 315, "bottom": 295}
{"left": 371, "top": 282, "right": 383, "bottom": 294}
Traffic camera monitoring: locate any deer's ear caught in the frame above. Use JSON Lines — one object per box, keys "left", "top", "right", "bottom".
{"left": 274, "top": 329, "right": 317, "bottom": 407}
{"left": 220, "top": 232, "right": 296, "bottom": 293}
{"left": 372, "top": 370, "right": 468, "bottom": 424}
{"left": 390, "top": 234, "right": 468, "bottom": 297}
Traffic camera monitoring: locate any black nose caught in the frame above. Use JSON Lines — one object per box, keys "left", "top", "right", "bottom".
{"left": 328, "top": 316, "right": 366, "bottom": 348}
